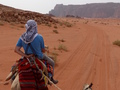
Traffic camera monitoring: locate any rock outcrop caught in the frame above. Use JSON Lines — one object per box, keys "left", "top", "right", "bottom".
{"left": 49, "top": 3, "right": 120, "bottom": 18}
{"left": 0, "top": 4, "right": 58, "bottom": 24}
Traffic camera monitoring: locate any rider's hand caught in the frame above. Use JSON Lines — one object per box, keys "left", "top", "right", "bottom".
{"left": 25, "top": 54, "right": 34, "bottom": 58}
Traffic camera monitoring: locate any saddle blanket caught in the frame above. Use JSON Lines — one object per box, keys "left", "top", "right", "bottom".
{"left": 18, "top": 58, "right": 52, "bottom": 90}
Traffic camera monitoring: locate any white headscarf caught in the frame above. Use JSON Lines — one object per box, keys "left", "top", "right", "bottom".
{"left": 20, "top": 20, "right": 38, "bottom": 44}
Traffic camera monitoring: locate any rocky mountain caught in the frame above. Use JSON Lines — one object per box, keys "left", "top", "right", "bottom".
{"left": 49, "top": 3, "right": 120, "bottom": 18}
{"left": 0, "top": 4, "right": 58, "bottom": 24}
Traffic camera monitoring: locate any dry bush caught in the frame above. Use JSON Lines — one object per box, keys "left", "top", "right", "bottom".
{"left": 47, "top": 23, "right": 51, "bottom": 27}
{"left": 113, "top": 40, "right": 120, "bottom": 46}
{"left": 53, "top": 30, "right": 59, "bottom": 34}
{"left": 84, "top": 21, "right": 88, "bottom": 24}
{"left": 0, "top": 21, "right": 4, "bottom": 26}
{"left": 59, "top": 22, "right": 63, "bottom": 26}
{"left": 58, "top": 44, "right": 68, "bottom": 52}
{"left": 45, "top": 45, "right": 58, "bottom": 65}
{"left": 64, "top": 22, "right": 72, "bottom": 27}
{"left": 58, "top": 39, "right": 65, "bottom": 42}
{"left": 19, "top": 25, "right": 24, "bottom": 28}
{"left": 10, "top": 22, "right": 16, "bottom": 26}
{"left": 48, "top": 51, "right": 58, "bottom": 64}
{"left": 53, "top": 46, "right": 57, "bottom": 50}
{"left": 94, "top": 22, "right": 98, "bottom": 24}
{"left": 54, "top": 25, "right": 57, "bottom": 28}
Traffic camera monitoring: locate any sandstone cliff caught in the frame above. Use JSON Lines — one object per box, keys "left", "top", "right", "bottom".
{"left": 49, "top": 3, "right": 120, "bottom": 18}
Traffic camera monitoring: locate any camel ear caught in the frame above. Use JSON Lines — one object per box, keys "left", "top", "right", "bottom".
{"left": 83, "top": 84, "right": 92, "bottom": 90}
{"left": 5, "top": 72, "right": 13, "bottom": 81}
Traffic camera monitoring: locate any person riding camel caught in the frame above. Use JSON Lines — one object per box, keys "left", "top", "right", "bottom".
{"left": 14, "top": 19, "right": 58, "bottom": 84}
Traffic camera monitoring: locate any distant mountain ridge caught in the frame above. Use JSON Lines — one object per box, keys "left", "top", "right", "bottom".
{"left": 49, "top": 3, "right": 120, "bottom": 18}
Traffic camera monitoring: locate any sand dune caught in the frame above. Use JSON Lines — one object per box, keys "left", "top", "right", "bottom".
{"left": 0, "top": 18, "right": 120, "bottom": 90}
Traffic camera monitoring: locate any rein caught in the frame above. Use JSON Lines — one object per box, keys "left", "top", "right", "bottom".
{"left": 26, "top": 43, "right": 61, "bottom": 90}
{"left": 26, "top": 57, "right": 61, "bottom": 90}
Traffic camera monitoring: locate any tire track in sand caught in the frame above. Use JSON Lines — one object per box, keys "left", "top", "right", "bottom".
{"left": 50, "top": 24, "right": 117, "bottom": 90}
{"left": 51, "top": 26, "right": 97, "bottom": 90}
{"left": 84, "top": 26, "right": 117, "bottom": 90}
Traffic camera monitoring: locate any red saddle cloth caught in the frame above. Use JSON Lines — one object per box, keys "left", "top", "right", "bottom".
{"left": 18, "top": 58, "right": 52, "bottom": 90}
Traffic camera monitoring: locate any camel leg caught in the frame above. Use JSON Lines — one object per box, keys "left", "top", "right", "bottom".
{"left": 11, "top": 74, "right": 21, "bottom": 90}
{"left": 17, "top": 80, "right": 21, "bottom": 90}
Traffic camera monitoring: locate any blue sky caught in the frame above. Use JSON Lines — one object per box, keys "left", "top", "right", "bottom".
{"left": 0, "top": 0, "right": 120, "bottom": 14}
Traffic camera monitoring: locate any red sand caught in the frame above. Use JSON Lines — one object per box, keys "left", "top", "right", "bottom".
{"left": 0, "top": 18, "right": 120, "bottom": 90}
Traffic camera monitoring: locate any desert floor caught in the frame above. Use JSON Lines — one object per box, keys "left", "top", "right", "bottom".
{"left": 0, "top": 18, "right": 120, "bottom": 90}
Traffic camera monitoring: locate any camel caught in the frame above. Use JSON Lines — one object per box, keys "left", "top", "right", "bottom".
{"left": 5, "top": 45, "right": 50, "bottom": 90}
{"left": 5, "top": 45, "right": 62, "bottom": 90}
{"left": 5, "top": 57, "right": 51, "bottom": 90}
{"left": 83, "top": 83, "right": 93, "bottom": 90}
{"left": 11, "top": 74, "right": 20, "bottom": 90}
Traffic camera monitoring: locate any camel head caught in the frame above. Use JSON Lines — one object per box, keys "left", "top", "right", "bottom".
{"left": 83, "top": 83, "right": 93, "bottom": 90}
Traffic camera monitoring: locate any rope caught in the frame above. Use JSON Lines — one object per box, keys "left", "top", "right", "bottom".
{"left": 28, "top": 58, "right": 62, "bottom": 90}
{"left": 45, "top": 76, "right": 61, "bottom": 90}
{"left": 0, "top": 81, "right": 10, "bottom": 85}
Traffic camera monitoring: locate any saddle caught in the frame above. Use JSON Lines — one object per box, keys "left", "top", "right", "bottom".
{"left": 6, "top": 57, "right": 53, "bottom": 90}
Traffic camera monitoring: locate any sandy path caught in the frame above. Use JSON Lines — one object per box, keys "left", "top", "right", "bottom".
{"left": 49, "top": 22, "right": 119, "bottom": 90}
{"left": 0, "top": 19, "right": 120, "bottom": 90}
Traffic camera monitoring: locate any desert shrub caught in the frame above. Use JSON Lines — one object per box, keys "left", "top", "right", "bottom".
{"left": 54, "top": 25, "right": 57, "bottom": 28}
{"left": 113, "top": 40, "right": 120, "bottom": 46}
{"left": 53, "top": 46, "right": 57, "bottom": 50}
{"left": 17, "top": 28, "right": 20, "bottom": 30}
{"left": 10, "top": 22, "right": 16, "bottom": 26}
{"left": 51, "top": 51, "right": 59, "bottom": 56}
{"left": 64, "top": 22, "right": 72, "bottom": 27}
{"left": 59, "top": 22, "right": 63, "bottom": 26}
{"left": 19, "top": 25, "right": 24, "bottom": 28}
{"left": 94, "top": 22, "right": 98, "bottom": 24}
{"left": 53, "top": 30, "right": 59, "bottom": 34}
{"left": 47, "top": 23, "right": 51, "bottom": 27}
{"left": 49, "top": 51, "right": 58, "bottom": 64}
{"left": 58, "top": 39, "right": 65, "bottom": 42}
{"left": 10, "top": 26, "right": 14, "bottom": 29}
{"left": 84, "top": 21, "right": 88, "bottom": 24}
{"left": 58, "top": 44, "right": 68, "bottom": 52}
{"left": 0, "top": 22, "right": 4, "bottom": 26}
